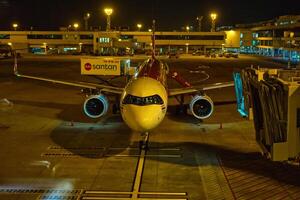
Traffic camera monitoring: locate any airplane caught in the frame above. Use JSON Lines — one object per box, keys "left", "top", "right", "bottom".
{"left": 13, "top": 21, "right": 234, "bottom": 147}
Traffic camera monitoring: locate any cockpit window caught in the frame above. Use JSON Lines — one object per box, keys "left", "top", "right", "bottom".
{"left": 123, "top": 94, "right": 164, "bottom": 106}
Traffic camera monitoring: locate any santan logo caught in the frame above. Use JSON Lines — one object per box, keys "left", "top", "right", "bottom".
{"left": 92, "top": 64, "right": 117, "bottom": 71}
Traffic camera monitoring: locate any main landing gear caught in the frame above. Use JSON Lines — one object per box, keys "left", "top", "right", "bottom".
{"left": 112, "top": 96, "right": 120, "bottom": 114}
{"left": 175, "top": 95, "right": 188, "bottom": 115}
{"left": 112, "top": 103, "right": 119, "bottom": 114}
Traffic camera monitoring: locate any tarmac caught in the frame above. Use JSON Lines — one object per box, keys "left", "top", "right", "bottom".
{"left": 0, "top": 54, "right": 300, "bottom": 200}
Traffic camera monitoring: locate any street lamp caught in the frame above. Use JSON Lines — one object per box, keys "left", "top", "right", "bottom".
{"left": 137, "top": 23, "right": 142, "bottom": 31}
{"left": 84, "top": 13, "right": 90, "bottom": 31}
{"left": 43, "top": 43, "right": 47, "bottom": 54}
{"left": 104, "top": 8, "right": 113, "bottom": 31}
{"left": 73, "top": 23, "right": 79, "bottom": 40}
{"left": 210, "top": 13, "right": 217, "bottom": 32}
{"left": 73, "top": 23, "right": 79, "bottom": 30}
{"left": 185, "top": 43, "right": 189, "bottom": 54}
{"left": 79, "top": 42, "right": 83, "bottom": 52}
{"left": 186, "top": 26, "right": 190, "bottom": 32}
{"left": 196, "top": 16, "right": 203, "bottom": 32}
{"left": 12, "top": 23, "right": 18, "bottom": 31}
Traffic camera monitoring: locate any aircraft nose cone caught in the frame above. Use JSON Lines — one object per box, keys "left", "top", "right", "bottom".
{"left": 121, "top": 105, "right": 165, "bottom": 132}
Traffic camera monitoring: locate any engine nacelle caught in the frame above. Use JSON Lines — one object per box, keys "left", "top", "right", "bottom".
{"left": 83, "top": 94, "right": 109, "bottom": 118}
{"left": 189, "top": 94, "right": 214, "bottom": 119}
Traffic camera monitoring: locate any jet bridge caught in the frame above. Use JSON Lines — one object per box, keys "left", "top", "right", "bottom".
{"left": 234, "top": 67, "right": 300, "bottom": 161}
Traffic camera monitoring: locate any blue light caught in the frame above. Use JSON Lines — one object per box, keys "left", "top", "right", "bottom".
{"left": 233, "top": 72, "right": 248, "bottom": 117}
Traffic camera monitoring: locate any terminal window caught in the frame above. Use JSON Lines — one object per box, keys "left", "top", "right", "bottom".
{"left": 120, "top": 35, "right": 134, "bottom": 40}
{"left": 155, "top": 35, "right": 224, "bottom": 40}
{"left": 27, "top": 34, "right": 63, "bottom": 39}
{"left": 99, "top": 37, "right": 110, "bottom": 43}
{"left": 80, "top": 34, "right": 93, "bottom": 40}
{"left": 0, "top": 34, "right": 10, "bottom": 39}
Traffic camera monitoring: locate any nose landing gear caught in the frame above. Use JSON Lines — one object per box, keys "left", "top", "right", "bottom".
{"left": 139, "top": 132, "right": 149, "bottom": 150}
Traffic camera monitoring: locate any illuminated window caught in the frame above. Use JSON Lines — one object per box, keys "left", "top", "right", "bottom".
{"left": 252, "top": 40, "right": 259, "bottom": 46}
{"left": 252, "top": 33, "right": 258, "bottom": 38}
{"left": 99, "top": 37, "right": 110, "bottom": 43}
{"left": 63, "top": 47, "right": 77, "bottom": 52}
{"left": 0, "top": 34, "right": 10, "bottom": 39}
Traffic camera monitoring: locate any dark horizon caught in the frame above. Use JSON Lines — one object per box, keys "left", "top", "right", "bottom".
{"left": 0, "top": 0, "right": 300, "bottom": 31}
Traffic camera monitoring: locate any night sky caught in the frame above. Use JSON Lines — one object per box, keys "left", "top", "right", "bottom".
{"left": 0, "top": 0, "right": 300, "bottom": 31}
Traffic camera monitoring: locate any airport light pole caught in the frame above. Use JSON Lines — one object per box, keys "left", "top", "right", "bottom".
{"left": 137, "top": 23, "right": 142, "bottom": 31}
{"left": 196, "top": 16, "right": 203, "bottom": 32}
{"left": 79, "top": 42, "right": 83, "bottom": 53}
{"left": 210, "top": 13, "right": 217, "bottom": 32}
{"left": 12, "top": 23, "right": 18, "bottom": 31}
{"left": 73, "top": 23, "right": 79, "bottom": 40}
{"left": 73, "top": 23, "right": 79, "bottom": 30}
{"left": 186, "top": 26, "right": 190, "bottom": 32}
{"left": 104, "top": 8, "right": 113, "bottom": 31}
{"left": 84, "top": 13, "right": 90, "bottom": 31}
{"left": 43, "top": 43, "right": 47, "bottom": 54}
{"left": 287, "top": 32, "right": 294, "bottom": 68}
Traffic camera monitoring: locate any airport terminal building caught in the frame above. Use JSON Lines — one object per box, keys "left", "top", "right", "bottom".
{"left": 234, "top": 15, "right": 300, "bottom": 62}
{"left": 0, "top": 30, "right": 229, "bottom": 55}
{"left": 0, "top": 15, "right": 299, "bottom": 63}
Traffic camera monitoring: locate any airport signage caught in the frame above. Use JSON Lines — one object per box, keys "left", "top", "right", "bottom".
{"left": 81, "top": 58, "right": 121, "bottom": 75}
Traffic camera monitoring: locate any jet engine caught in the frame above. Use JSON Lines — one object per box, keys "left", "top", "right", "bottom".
{"left": 83, "top": 94, "right": 109, "bottom": 118}
{"left": 189, "top": 94, "right": 214, "bottom": 119}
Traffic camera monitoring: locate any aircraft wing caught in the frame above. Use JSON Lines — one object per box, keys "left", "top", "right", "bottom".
{"left": 14, "top": 66, "right": 123, "bottom": 95}
{"left": 168, "top": 81, "right": 234, "bottom": 96}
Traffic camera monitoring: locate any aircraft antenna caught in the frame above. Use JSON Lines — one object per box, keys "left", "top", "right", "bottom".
{"left": 151, "top": 19, "right": 156, "bottom": 58}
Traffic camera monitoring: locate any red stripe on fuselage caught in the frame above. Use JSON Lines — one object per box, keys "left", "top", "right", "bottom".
{"left": 137, "top": 58, "right": 167, "bottom": 87}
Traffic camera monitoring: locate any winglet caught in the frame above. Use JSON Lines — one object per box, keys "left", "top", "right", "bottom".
{"left": 151, "top": 19, "right": 156, "bottom": 58}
